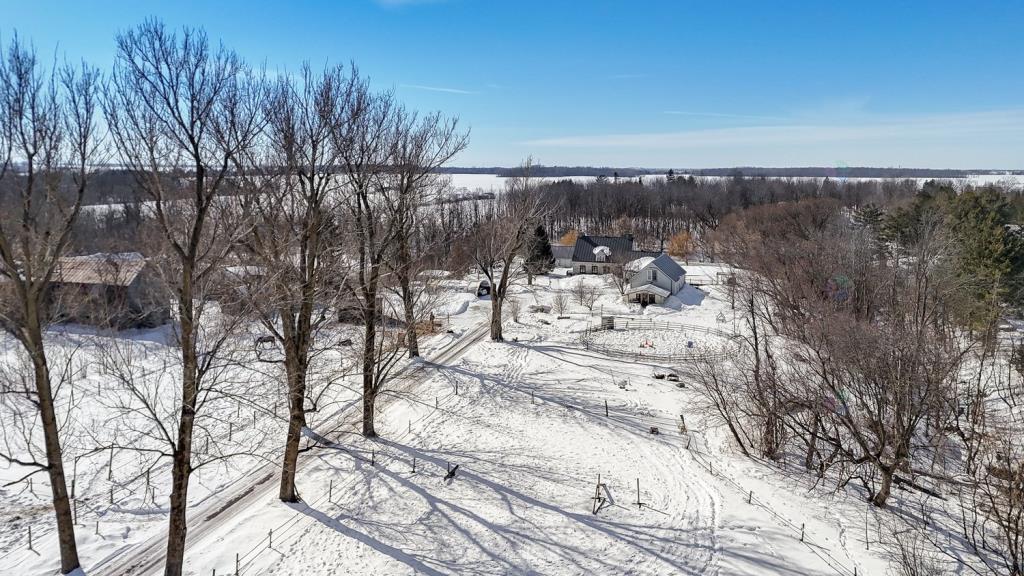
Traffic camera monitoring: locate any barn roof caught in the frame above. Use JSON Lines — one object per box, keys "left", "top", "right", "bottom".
{"left": 54, "top": 253, "right": 147, "bottom": 287}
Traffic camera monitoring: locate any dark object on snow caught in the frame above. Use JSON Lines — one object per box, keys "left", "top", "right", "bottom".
{"left": 653, "top": 373, "right": 666, "bottom": 380}
{"left": 649, "top": 427, "right": 660, "bottom": 435}
{"left": 666, "top": 373, "right": 680, "bottom": 382}
{"left": 255, "top": 335, "right": 275, "bottom": 347}
{"left": 446, "top": 329, "right": 455, "bottom": 334}
{"left": 529, "top": 304, "right": 551, "bottom": 313}
{"left": 540, "top": 319, "right": 551, "bottom": 325}
{"left": 675, "top": 382, "right": 686, "bottom": 389}
{"left": 476, "top": 280, "right": 491, "bottom": 297}
{"left": 337, "top": 338, "right": 353, "bottom": 347}
{"left": 444, "top": 464, "right": 460, "bottom": 480}
{"left": 557, "top": 315, "right": 570, "bottom": 320}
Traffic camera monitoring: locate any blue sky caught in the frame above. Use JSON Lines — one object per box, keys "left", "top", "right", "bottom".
{"left": 4, "top": 0, "right": 1023, "bottom": 168}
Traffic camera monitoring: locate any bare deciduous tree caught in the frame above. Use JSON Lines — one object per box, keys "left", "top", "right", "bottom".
{"left": 0, "top": 36, "right": 101, "bottom": 574}
{"left": 471, "top": 160, "right": 546, "bottom": 341}
{"left": 105, "top": 20, "right": 264, "bottom": 576}
{"left": 381, "top": 106, "right": 467, "bottom": 358}
{"left": 552, "top": 290, "right": 569, "bottom": 316}
{"left": 234, "top": 63, "right": 355, "bottom": 502}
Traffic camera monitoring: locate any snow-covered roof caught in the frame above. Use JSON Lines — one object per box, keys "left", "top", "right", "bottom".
{"left": 625, "top": 256, "right": 655, "bottom": 272}
{"left": 626, "top": 283, "right": 670, "bottom": 297}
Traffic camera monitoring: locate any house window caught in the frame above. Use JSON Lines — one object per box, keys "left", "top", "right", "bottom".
{"left": 649, "top": 269, "right": 658, "bottom": 282}
{"left": 591, "top": 265, "right": 598, "bottom": 274}
{"left": 579, "top": 265, "right": 585, "bottom": 274}
{"left": 603, "top": 266, "right": 609, "bottom": 274}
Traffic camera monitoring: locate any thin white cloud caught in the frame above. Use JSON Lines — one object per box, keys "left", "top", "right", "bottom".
{"left": 525, "top": 109, "right": 1024, "bottom": 149}
{"left": 399, "top": 83, "right": 478, "bottom": 95}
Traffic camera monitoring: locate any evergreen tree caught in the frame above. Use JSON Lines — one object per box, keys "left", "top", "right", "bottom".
{"left": 524, "top": 225, "right": 555, "bottom": 284}
{"left": 946, "top": 188, "right": 1024, "bottom": 324}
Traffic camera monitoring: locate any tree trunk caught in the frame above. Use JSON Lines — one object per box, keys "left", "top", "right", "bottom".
{"left": 362, "top": 298, "right": 378, "bottom": 437}
{"left": 278, "top": 355, "right": 306, "bottom": 502}
{"left": 872, "top": 467, "right": 893, "bottom": 508}
{"left": 165, "top": 298, "right": 198, "bottom": 576}
{"left": 26, "top": 325, "right": 80, "bottom": 574}
{"left": 164, "top": 436, "right": 193, "bottom": 576}
{"left": 490, "top": 295, "right": 504, "bottom": 341}
{"left": 805, "top": 417, "right": 819, "bottom": 470}
{"left": 401, "top": 279, "right": 419, "bottom": 358}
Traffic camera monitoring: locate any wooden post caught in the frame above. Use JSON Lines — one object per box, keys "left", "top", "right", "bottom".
{"left": 269, "top": 528, "right": 272, "bottom": 548}
{"left": 435, "top": 396, "right": 438, "bottom": 409}
{"left": 408, "top": 420, "right": 411, "bottom": 434}
{"left": 108, "top": 446, "right": 114, "bottom": 480}
{"left": 371, "top": 449, "right": 375, "bottom": 467}
{"left": 28, "top": 525, "right": 32, "bottom": 550}
{"left": 236, "top": 553, "right": 239, "bottom": 575}
{"left": 412, "top": 457, "right": 417, "bottom": 473}
{"left": 604, "top": 400, "right": 609, "bottom": 417}
{"left": 455, "top": 381, "right": 459, "bottom": 395}
{"left": 800, "top": 523, "right": 805, "bottom": 542}
{"left": 253, "top": 410, "right": 257, "bottom": 427}
{"left": 329, "top": 479, "right": 333, "bottom": 502}
{"left": 636, "top": 477, "right": 642, "bottom": 509}
{"left": 110, "top": 486, "right": 114, "bottom": 504}
{"left": 748, "top": 490, "right": 752, "bottom": 504}
{"left": 229, "top": 422, "right": 233, "bottom": 442}
{"left": 205, "top": 436, "right": 209, "bottom": 453}
{"left": 95, "top": 520, "right": 99, "bottom": 535}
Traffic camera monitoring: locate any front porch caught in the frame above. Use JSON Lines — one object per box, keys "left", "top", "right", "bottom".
{"left": 625, "top": 283, "right": 670, "bottom": 306}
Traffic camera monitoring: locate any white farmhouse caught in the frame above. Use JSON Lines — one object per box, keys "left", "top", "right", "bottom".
{"left": 625, "top": 253, "right": 686, "bottom": 305}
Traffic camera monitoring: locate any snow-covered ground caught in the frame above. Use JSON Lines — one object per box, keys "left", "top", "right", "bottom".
{"left": 3, "top": 267, "right": 932, "bottom": 575}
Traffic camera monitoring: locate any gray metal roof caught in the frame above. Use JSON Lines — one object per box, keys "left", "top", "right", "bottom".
{"left": 571, "top": 235, "right": 659, "bottom": 263}
{"left": 648, "top": 253, "right": 686, "bottom": 282}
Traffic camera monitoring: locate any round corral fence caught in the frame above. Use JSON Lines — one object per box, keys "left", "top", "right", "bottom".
{"left": 579, "top": 316, "right": 742, "bottom": 363}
